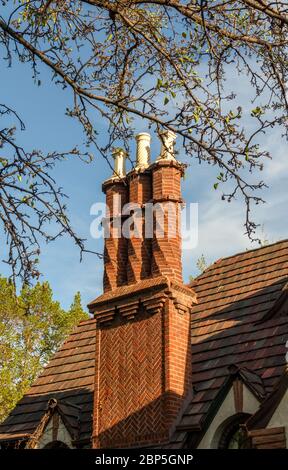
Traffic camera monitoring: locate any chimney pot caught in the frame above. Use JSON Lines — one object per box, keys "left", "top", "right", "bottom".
{"left": 158, "top": 130, "right": 177, "bottom": 161}
{"left": 112, "top": 149, "right": 127, "bottom": 178}
{"left": 135, "top": 133, "right": 151, "bottom": 170}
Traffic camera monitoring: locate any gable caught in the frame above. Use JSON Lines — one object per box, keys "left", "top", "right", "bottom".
{"left": 197, "top": 381, "right": 260, "bottom": 449}
{"left": 37, "top": 414, "right": 73, "bottom": 449}
{"left": 268, "top": 387, "right": 288, "bottom": 427}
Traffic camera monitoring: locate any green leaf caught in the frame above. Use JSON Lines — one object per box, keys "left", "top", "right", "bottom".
{"left": 164, "top": 96, "right": 169, "bottom": 105}
{"left": 251, "top": 106, "right": 264, "bottom": 117}
{"left": 0, "top": 158, "right": 8, "bottom": 167}
{"left": 156, "top": 78, "right": 163, "bottom": 89}
{"left": 217, "top": 172, "right": 224, "bottom": 181}
{"left": 213, "top": 183, "right": 219, "bottom": 190}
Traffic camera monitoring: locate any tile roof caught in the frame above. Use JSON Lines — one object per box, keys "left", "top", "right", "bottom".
{"left": 1, "top": 239, "right": 288, "bottom": 447}
{"left": 246, "top": 365, "right": 288, "bottom": 431}
{"left": 228, "top": 365, "right": 266, "bottom": 401}
{"left": 172, "top": 239, "right": 288, "bottom": 446}
{"left": 0, "top": 319, "right": 96, "bottom": 444}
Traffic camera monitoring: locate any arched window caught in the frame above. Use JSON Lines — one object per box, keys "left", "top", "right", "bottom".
{"left": 218, "top": 413, "right": 251, "bottom": 449}
{"left": 43, "top": 440, "right": 70, "bottom": 449}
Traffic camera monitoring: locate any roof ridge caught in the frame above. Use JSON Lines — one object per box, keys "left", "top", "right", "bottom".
{"left": 212, "top": 238, "right": 288, "bottom": 264}
{"left": 191, "top": 239, "right": 288, "bottom": 284}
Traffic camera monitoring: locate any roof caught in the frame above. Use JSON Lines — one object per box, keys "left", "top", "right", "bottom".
{"left": 23, "top": 397, "right": 82, "bottom": 448}
{"left": 0, "top": 318, "right": 96, "bottom": 444}
{"left": 1, "top": 239, "right": 288, "bottom": 447}
{"left": 171, "top": 239, "right": 288, "bottom": 447}
{"left": 246, "top": 366, "right": 288, "bottom": 431}
{"left": 228, "top": 365, "right": 266, "bottom": 401}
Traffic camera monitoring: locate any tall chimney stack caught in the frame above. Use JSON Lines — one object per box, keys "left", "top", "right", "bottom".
{"left": 102, "top": 149, "right": 128, "bottom": 291}
{"left": 90, "top": 131, "right": 195, "bottom": 449}
{"left": 151, "top": 130, "right": 183, "bottom": 283}
{"left": 126, "top": 134, "right": 152, "bottom": 283}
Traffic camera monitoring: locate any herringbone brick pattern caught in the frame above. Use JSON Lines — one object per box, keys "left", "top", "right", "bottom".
{"left": 97, "top": 307, "right": 165, "bottom": 447}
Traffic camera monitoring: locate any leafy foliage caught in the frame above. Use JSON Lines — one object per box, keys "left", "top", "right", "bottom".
{"left": 196, "top": 254, "right": 208, "bottom": 274}
{"left": 0, "top": 276, "right": 89, "bottom": 422}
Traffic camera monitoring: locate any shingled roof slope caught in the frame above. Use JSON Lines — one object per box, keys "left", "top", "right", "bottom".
{"left": 173, "top": 239, "right": 288, "bottom": 447}
{"left": 246, "top": 365, "right": 288, "bottom": 431}
{"left": 0, "top": 318, "right": 96, "bottom": 444}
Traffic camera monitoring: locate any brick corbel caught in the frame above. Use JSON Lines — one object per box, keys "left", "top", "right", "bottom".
{"left": 91, "top": 276, "right": 197, "bottom": 325}
{"left": 149, "top": 158, "right": 186, "bottom": 176}
{"left": 166, "top": 280, "right": 197, "bottom": 315}
{"left": 94, "top": 306, "right": 116, "bottom": 325}
{"left": 94, "top": 289, "right": 169, "bottom": 325}
{"left": 141, "top": 292, "right": 168, "bottom": 316}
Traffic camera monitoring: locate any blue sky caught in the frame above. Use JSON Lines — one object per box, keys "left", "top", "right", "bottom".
{"left": 1, "top": 55, "right": 288, "bottom": 311}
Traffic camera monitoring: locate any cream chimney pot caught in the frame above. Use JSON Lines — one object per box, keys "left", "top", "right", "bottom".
{"left": 112, "top": 149, "right": 127, "bottom": 178}
{"left": 135, "top": 133, "right": 151, "bottom": 170}
{"left": 158, "top": 130, "right": 177, "bottom": 160}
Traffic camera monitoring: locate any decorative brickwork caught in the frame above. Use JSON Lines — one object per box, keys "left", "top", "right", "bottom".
{"left": 102, "top": 178, "right": 128, "bottom": 291}
{"left": 92, "top": 139, "right": 192, "bottom": 448}
{"left": 151, "top": 160, "right": 184, "bottom": 284}
{"left": 91, "top": 278, "right": 196, "bottom": 448}
{"left": 126, "top": 171, "right": 152, "bottom": 284}
{"left": 94, "top": 304, "right": 165, "bottom": 448}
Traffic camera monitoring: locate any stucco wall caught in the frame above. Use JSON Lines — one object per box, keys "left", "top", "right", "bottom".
{"left": 267, "top": 389, "right": 288, "bottom": 448}
{"left": 197, "top": 384, "right": 260, "bottom": 449}
{"left": 37, "top": 415, "right": 73, "bottom": 449}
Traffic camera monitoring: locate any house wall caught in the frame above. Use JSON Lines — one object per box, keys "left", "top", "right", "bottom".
{"left": 37, "top": 416, "right": 73, "bottom": 449}
{"left": 197, "top": 385, "right": 260, "bottom": 449}
{"left": 267, "top": 389, "right": 288, "bottom": 448}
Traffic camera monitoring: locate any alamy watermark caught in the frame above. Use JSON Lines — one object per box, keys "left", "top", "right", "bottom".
{"left": 90, "top": 195, "right": 198, "bottom": 250}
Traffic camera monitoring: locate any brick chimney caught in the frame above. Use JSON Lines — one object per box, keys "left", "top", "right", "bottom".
{"left": 126, "top": 133, "right": 152, "bottom": 283}
{"left": 89, "top": 132, "right": 196, "bottom": 448}
{"left": 151, "top": 130, "right": 183, "bottom": 283}
{"left": 102, "top": 149, "right": 128, "bottom": 291}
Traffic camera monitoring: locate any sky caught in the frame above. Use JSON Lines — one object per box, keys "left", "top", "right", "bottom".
{"left": 1, "top": 50, "right": 288, "bottom": 311}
